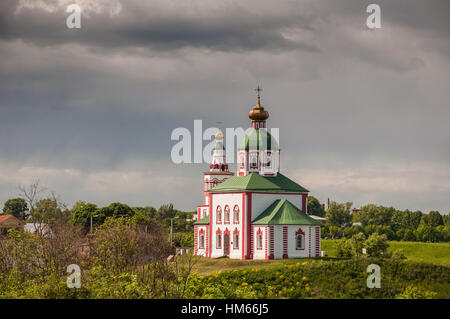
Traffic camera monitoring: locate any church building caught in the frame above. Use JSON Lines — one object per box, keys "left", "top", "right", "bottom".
{"left": 194, "top": 88, "right": 321, "bottom": 259}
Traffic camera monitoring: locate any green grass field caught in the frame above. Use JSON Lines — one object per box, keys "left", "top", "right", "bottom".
{"left": 322, "top": 240, "right": 450, "bottom": 266}
{"left": 193, "top": 240, "right": 450, "bottom": 275}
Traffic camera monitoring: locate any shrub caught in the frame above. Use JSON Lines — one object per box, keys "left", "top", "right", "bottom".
{"left": 395, "top": 286, "right": 437, "bottom": 299}
{"left": 391, "top": 249, "right": 407, "bottom": 260}
{"left": 364, "top": 233, "right": 389, "bottom": 257}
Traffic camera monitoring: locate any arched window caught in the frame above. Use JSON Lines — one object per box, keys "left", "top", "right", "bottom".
{"left": 239, "top": 154, "right": 245, "bottom": 168}
{"left": 199, "top": 229, "right": 205, "bottom": 249}
{"left": 296, "top": 228, "right": 305, "bottom": 250}
{"left": 263, "top": 152, "right": 272, "bottom": 167}
{"left": 233, "top": 228, "right": 239, "bottom": 249}
{"left": 233, "top": 205, "right": 239, "bottom": 224}
{"left": 216, "top": 206, "right": 222, "bottom": 224}
{"left": 256, "top": 228, "right": 263, "bottom": 250}
{"left": 224, "top": 205, "right": 230, "bottom": 223}
{"left": 250, "top": 154, "right": 258, "bottom": 168}
{"left": 216, "top": 228, "right": 222, "bottom": 249}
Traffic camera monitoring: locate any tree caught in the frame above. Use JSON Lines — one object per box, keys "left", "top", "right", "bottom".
{"left": 32, "top": 198, "right": 68, "bottom": 224}
{"left": 415, "top": 225, "right": 440, "bottom": 242}
{"left": 71, "top": 201, "right": 99, "bottom": 233}
{"left": 409, "top": 211, "right": 423, "bottom": 229}
{"left": 156, "top": 203, "right": 176, "bottom": 220}
{"left": 2, "top": 198, "right": 28, "bottom": 220}
{"left": 364, "top": 233, "right": 389, "bottom": 257}
{"left": 353, "top": 204, "right": 394, "bottom": 226}
{"left": 391, "top": 210, "right": 408, "bottom": 231}
{"left": 18, "top": 180, "right": 45, "bottom": 214}
{"left": 97, "top": 202, "right": 134, "bottom": 223}
{"left": 307, "top": 196, "right": 326, "bottom": 217}
{"left": 326, "top": 201, "right": 352, "bottom": 227}
{"left": 427, "top": 211, "right": 443, "bottom": 227}
{"left": 132, "top": 206, "right": 157, "bottom": 218}
{"left": 336, "top": 232, "right": 389, "bottom": 258}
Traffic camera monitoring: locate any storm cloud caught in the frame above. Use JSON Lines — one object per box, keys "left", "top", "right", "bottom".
{"left": 0, "top": 0, "right": 449, "bottom": 212}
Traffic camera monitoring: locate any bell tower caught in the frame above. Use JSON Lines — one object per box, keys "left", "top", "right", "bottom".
{"left": 203, "top": 123, "right": 234, "bottom": 205}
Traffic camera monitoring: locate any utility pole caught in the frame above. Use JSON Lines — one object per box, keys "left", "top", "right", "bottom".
{"left": 90, "top": 214, "right": 99, "bottom": 234}
{"left": 170, "top": 218, "right": 173, "bottom": 245}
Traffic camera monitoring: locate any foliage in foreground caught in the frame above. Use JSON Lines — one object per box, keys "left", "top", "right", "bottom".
{"left": 185, "top": 258, "right": 450, "bottom": 299}
{"left": 1, "top": 256, "right": 447, "bottom": 299}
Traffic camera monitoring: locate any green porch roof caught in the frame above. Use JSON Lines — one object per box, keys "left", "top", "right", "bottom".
{"left": 194, "top": 215, "right": 210, "bottom": 225}
{"left": 208, "top": 172, "right": 309, "bottom": 193}
{"left": 252, "top": 199, "right": 321, "bottom": 225}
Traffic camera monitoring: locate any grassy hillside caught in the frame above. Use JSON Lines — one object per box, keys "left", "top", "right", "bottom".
{"left": 322, "top": 240, "right": 450, "bottom": 266}
{"left": 193, "top": 241, "right": 450, "bottom": 276}
{"left": 187, "top": 258, "right": 450, "bottom": 299}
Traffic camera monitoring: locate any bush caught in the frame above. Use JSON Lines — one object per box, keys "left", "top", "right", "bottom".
{"left": 395, "top": 286, "right": 437, "bottom": 299}
{"left": 390, "top": 249, "right": 407, "bottom": 260}
{"left": 173, "top": 232, "right": 193, "bottom": 247}
{"left": 336, "top": 233, "right": 389, "bottom": 258}
{"left": 364, "top": 233, "right": 389, "bottom": 257}
{"left": 343, "top": 226, "right": 365, "bottom": 238}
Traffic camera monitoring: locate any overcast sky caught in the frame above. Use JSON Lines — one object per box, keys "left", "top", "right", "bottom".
{"left": 0, "top": 0, "right": 449, "bottom": 213}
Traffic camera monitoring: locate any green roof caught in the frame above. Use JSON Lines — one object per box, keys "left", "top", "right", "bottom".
{"left": 252, "top": 199, "right": 321, "bottom": 225}
{"left": 209, "top": 172, "right": 309, "bottom": 193}
{"left": 194, "top": 215, "right": 210, "bottom": 224}
{"left": 239, "top": 128, "right": 278, "bottom": 150}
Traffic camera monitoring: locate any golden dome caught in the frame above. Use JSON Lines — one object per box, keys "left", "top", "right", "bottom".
{"left": 215, "top": 129, "right": 224, "bottom": 141}
{"left": 248, "top": 86, "right": 269, "bottom": 121}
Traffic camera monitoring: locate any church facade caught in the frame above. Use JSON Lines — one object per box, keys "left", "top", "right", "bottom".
{"left": 194, "top": 89, "right": 321, "bottom": 259}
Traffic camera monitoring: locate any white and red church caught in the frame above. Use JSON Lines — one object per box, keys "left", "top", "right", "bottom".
{"left": 194, "top": 88, "right": 321, "bottom": 259}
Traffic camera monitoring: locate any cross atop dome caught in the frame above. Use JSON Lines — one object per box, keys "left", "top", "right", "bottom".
{"left": 249, "top": 85, "right": 269, "bottom": 126}
{"left": 255, "top": 85, "right": 262, "bottom": 105}
{"left": 215, "top": 121, "right": 224, "bottom": 141}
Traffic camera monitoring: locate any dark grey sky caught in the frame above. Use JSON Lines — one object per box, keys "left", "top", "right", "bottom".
{"left": 1, "top": 0, "right": 449, "bottom": 213}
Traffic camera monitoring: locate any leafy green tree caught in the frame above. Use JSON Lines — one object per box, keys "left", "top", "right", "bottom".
{"left": 343, "top": 226, "right": 365, "bottom": 238}
{"left": 348, "top": 233, "right": 366, "bottom": 257}
{"left": 307, "top": 196, "right": 326, "bottom": 217}
{"left": 31, "top": 198, "right": 68, "bottom": 223}
{"left": 427, "top": 211, "right": 444, "bottom": 227}
{"left": 97, "top": 202, "right": 134, "bottom": 223}
{"left": 391, "top": 210, "right": 408, "bottom": 231}
{"left": 415, "top": 225, "right": 440, "bottom": 242}
{"left": 354, "top": 204, "right": 394, "bottom": 226}
{"left": 2, "top": 198, "right": 28, "bottom": 220}
{"left": 374, "top": 225, "right": 395, "bottom": 240}
{"left": 435, "top": 225, "right": 449, "bottom": 242}
{"left": 71, "top": 201, "right": 99, "bottom": 233}
{"left": 326, "top": 201, "right": 352, "bottom": 227}
{"left": 396, "top": 228, "right": 416, "bottom": 241}
{"left": 364, "top": 233, "right": 389, "bottom": 257}
{"left": 173, "top": 232, "right": 194, "bottom": 247}
{"left": 156, "top": 203, "right": 176, "bottom": 220}
{"left": 409, "top": 211, "right": 423, "bottom": 229}
{"left": 132, "top": 206, "right": 157, "bottom": 218}
{"left": 336, "top": 232, "right": 389, "bottom": 258}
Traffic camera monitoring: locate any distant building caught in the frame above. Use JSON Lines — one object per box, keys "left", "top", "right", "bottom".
{"left": 351, "top": 208, "right": 360, "bottom": 215}
{"left": 0, "top": 214, "right": 24, "bottom": 235}
{"left": 24, "top": 223, "right": 52, "bottom": 237}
